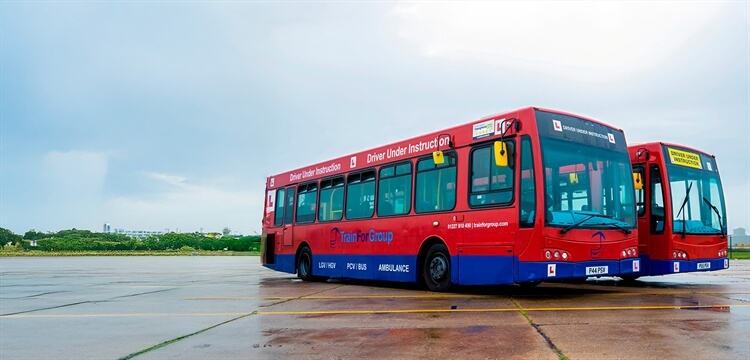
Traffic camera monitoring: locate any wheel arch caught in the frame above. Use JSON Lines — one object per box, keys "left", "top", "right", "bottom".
{"left": 416, "top": 236, "right": 449, "bottom": 283}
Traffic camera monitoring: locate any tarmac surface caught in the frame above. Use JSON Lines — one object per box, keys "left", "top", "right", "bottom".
{"left": 1, "top": 256, "right": 748, "bottom": 360}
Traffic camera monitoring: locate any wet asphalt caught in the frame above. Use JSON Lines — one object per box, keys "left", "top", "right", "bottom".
{"left": 1, "top": 256, "right": 748, "bottom": 360}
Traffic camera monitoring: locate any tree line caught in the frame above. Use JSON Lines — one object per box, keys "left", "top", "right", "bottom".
{"left": 0, "top": 227, "right": 260, "bottom": 252}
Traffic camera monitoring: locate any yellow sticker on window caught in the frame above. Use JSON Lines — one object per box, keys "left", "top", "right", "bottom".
{"left": 667, "top": 148, "right": 702, "bottom": 169}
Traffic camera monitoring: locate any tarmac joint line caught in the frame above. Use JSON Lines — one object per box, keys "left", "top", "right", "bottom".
{"left": 117, "top": 310, "right": 259, "bottom": 360}
{"left": 511, "top": 298, "right": 569, "bottom": 360}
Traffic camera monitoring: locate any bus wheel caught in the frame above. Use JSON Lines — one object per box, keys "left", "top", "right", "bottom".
{"left": 620, "top": 275, "right": 640, "bottom": 282}
{"left": 423, "top": 244, "right": 452, "bottom": 292}
{"left": 297, "top": 247, "right": 313, "bottom": 281}
{"left": 519, "top": 281, "right": 541, "bottom": 288}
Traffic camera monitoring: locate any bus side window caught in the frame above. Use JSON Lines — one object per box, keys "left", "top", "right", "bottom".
{"left": 296, "top": 182, "right": 318, "bottom": 224}
{"left": 649, "top": 164, "right": 665, "bottom": 234}
{"left": 346, "top": 170, "right": 375, "bottom": 219}
{"left": 377, "top": 163, "right": 397, "bottom": 217}
{"left": 416, "top": 152, "right": 457, "bottom": 213}
{"left": 318, "top": 177, "right": 344, "bottom": 222}
{"left": 284, "top": 186, "right": 295, "bottom": 225}
{"left": 633, "top": 165, "right": 645, "bottom": 217}
{"left": 274, "top": 188, "right": 286, "bottom": 226}
{"left": 519, "top": 136, "right": 535, "bottom": 228}
{"left": 470, "top": 143, "right": 514, "bottom": 207}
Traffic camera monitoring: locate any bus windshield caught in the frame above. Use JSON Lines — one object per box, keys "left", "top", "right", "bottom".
{"left": 541, "top": 138, "right": 636, "bottom": 231}
{"left": 667, "top": 163, "right": 726, "bottom": 235}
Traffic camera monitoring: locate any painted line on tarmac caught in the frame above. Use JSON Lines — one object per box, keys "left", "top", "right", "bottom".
{"left": 254, "top": 303, "right": 750, "bottom": 315}
{"left": 2, "top": 313, "right": 250, "bottom": 318}
{"left": 5, "top": 304, "right": 748, "bottom": 318}
{"left": 185, "top": 294, "right": 489, "bottom": 301}
{"left": 183, "top": 291, "right": 750, "bottom": 301}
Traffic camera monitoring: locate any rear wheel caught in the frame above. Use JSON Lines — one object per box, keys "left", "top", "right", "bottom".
{"left": 423, "top": 244, "right": 452, "bottom": 292}
{"left": 297, "top": 247, "right": 313, "bottom": 281}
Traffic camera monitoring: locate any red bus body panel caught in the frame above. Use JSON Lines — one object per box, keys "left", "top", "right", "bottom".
{"left": 261, "top": 107, "right": 639, "bottom": 287}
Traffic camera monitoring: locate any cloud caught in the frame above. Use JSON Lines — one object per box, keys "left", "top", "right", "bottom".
{"left": 41, "top": 150, "right": 108, "bottom": 200}
{"left": 105, "top": 172, "right": 261, "bottom": 234}
{"left": 391, "top": 2, "right": 726, "bottom": 82}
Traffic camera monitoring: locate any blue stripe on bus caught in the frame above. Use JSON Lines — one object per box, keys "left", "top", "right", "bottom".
{"left": 264, "top": 254, "right": 643, "bottom": 285}
{"left": 619, "top": 258, "right": 641, "bottom": 276}
{"left": 637, "top": 256, "right": 729, "bottom": 276}
{"left": 457, "top": 255, "right": 515, "bottom": 285}
{"left": 516, "top": 260, "right": 623, "bottom": 281}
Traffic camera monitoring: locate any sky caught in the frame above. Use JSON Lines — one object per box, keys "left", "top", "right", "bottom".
{"left": 1, "top": 2, "right": 748, "bottom": 236}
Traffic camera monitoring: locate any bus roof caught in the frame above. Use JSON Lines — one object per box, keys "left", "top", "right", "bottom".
{"left": 628, "top": 141, "right": 716, "bottom": 158}
{"left": 267, "top": 106, "right": 621, "bottom": 189}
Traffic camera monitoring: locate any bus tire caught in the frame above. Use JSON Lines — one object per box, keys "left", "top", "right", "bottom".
{"left": 620, "top": 275, "right": 640, "bottom": 282}
{"left": 297, "top": 247, "right": 314, "bottom": 281}
{"left": 423, "top": 244, "right": 452, "bottom": 292}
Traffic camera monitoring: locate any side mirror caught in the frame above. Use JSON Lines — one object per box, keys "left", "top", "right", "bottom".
{"left": 633, "top": 172, "right": 643, "bottom": 190}
{"left": 494, "top": 141, "right": 509, "bottom": 167}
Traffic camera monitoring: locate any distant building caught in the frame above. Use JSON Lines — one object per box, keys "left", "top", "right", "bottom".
{"left": 730, "top": 228, "right": 749, "bottom": 247}
{"left": 103, "top": 223, "right": 165, "bottom": 240}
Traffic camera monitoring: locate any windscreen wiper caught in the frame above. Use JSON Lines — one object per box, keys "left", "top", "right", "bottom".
{"left": 594, "top": 222, "right": 632, "bottom": 235}
{"left": 560, "top": 212, "right": 613, "bottom": 235}
{"left": 703, "top": 196, "right": 725, "bottom": 238}
{"left": 675, "top": 182, "right": 693, "bottom": 239}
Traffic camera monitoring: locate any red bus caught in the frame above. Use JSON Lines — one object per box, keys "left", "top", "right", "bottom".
{"left": 261, "top": 106, "right": 640, "bottom": 291}
{"left": 628, "top": 142, "right": 728, "bottom": 278}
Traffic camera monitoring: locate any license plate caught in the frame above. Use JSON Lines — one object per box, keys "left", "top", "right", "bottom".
{"left": 586, "top": 266, "right": 609, "bottom": 275}
{"left": 697, "top": 262, "right": 711, "bottom": 270}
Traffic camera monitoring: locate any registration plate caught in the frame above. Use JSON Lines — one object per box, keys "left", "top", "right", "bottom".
{"left": 586, "top": 266, "right": 609, "bottom": 275}
{"left": 697, "top": 262, "right": 711, "bottom": 270}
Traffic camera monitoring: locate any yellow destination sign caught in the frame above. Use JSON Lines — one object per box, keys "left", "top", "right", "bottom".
{"left": 667, "top": 148, "right": 702, "bottom": 169}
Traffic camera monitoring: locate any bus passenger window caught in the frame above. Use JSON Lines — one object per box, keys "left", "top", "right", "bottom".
{"left": 347, "top": 170, "right": 375, "bottom": 219}
{"left": 378, "top": 162, "right": 413, "bottom": 217}
{"left": 318, "top": 177, "right": 344, "bottom": 222}
{"left": 416, "top": 153, "right": 456, "bottom": 213}
{"left": 296, "top": 182, "right": 318, "bottom": 224}
{"left": 470, "top": 144, "right": 514, "bottom": 207}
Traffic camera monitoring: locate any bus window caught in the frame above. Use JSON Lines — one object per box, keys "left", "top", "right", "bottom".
{"left": 378, "top": 162, "right": 412, "bottom": 217}
{"left": 283, "top": 186, "right": 295, "bottom": 225}
{"left": 650, "top": 165, "right": 665, "bottom": 233}
{"left": 469, "top": 144, "right": 514, "bottom": 207}
{"left": 519, "top": 136, "right": 536, "bottom": 227}
{"left": 416, "top": 152, "right": 456, "bottom": 213}
{"left": 274, "top": 188, "right": 286, "bottom": 226}
{"left": 346, "top": 169, "right": 375, "bottom": 219}
{"left": 633, "top": 165, "right": 645, "bottom": 217}
{"left": 318, "top": 176, "right": 344, "bottom": 222}
{"left": 296, "top": 182, "right": 318, "bottom": 224}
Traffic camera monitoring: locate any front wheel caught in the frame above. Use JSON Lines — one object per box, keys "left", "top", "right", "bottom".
{"left": 297, "top": 247, "right": 313, "bottom": 281}
{"left": 620, "top": 275, "right": 640, "bottom": 282}
{"left": 423, "top": 244, "right": 452, "bottom": 292}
